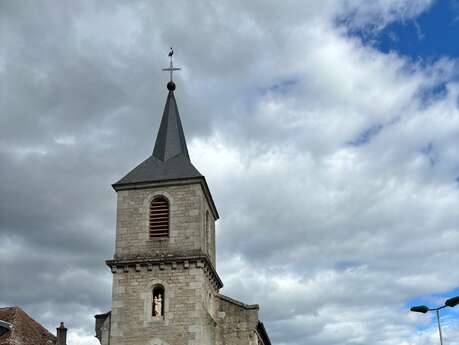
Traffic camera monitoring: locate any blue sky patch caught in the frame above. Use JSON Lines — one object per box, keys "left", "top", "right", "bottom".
{"left": 406, "top": 287, "right": 459, "bottom": 331}
{"left": 346, "top": 0, "right": 459, "bottom": 61}
{"left": 417, "top": 81, "right": 449, "bottom": 106}
{"left": 421, "top": 141, "right": 436, "bottom": 165}
{"left": 349, "top": 123, "right": 384, "bottom": 146}
{"left": 377, "top": 1, "right": 459, "bottom": 60}
{"left": 260, "top": 79, "right": 299, "bottom": 96}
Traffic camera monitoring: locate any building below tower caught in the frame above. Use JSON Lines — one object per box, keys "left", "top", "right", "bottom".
{"left": 0, "top": 306, "right": 67, "bottom": 345}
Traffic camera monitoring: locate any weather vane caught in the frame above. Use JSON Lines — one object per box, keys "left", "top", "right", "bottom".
{"left": 162, "top": 47, "right": 181, "bottom": 83}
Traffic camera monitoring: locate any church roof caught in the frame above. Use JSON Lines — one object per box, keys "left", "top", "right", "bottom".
{"left": 113, "top": 148, "right": 203, "bottom": 185}
{"left": 114, "top": 88, "right": 203, "bottom": 186}
{"left": 112, "top": 82, "right": 219, "bottom": 219}
{"left": 0, "top": 307, "right": 56, "bottom": 345}
{"left": 153, "top": 88, "right": 190, "bottom": 162}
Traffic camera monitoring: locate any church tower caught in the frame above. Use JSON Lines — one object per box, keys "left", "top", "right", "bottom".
{"left": 95, "top": 57, "right": 271, "bottom": 345}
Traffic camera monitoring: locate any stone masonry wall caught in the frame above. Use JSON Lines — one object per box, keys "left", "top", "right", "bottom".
{"left": 115, "top": 183, "right": 216, "bottom": 267}
{"left": 203, "top": 204, "right": 216, "bottom": 267}
{"left": 216, "top": 296, "right": 260, "bottom": 345}
{"left": 110, "top": 263, "right": 218, "bottom": 345}
{"left": 95, "top": 313, "right": 111, "bottom": 345}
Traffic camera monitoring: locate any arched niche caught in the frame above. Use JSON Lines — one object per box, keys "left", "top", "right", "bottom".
{"left": 152, "top": 284, "right": 165, "bottom": 317}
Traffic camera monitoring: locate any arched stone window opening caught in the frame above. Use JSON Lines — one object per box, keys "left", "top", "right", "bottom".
{"left": 152, "top": 285, "right": 165, "bottom": 318}
{"left": 149, "top": 196, "right": 169, "bottom": 239}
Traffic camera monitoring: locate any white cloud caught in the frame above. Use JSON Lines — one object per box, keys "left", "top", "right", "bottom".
{"left": 67, "top": 328, "right": 100, "bottom": 345}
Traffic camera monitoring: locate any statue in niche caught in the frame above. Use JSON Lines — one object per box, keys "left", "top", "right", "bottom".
{"left": 152, "top": 285, "right": 165, "bottom": 318}
{"left": 153, "top": 294, "right": 163, "bottom": 317}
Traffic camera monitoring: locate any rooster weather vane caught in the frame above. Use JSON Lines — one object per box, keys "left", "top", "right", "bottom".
{"left": 162, "top": 47, "right": 181, "bottom": 85}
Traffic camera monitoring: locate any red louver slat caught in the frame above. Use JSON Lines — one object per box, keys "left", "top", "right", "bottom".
{"left": 149, "top": 197, "right": 169, "bottom": 238}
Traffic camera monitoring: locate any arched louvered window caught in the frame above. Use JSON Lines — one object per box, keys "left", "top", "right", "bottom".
{"left": 149, "top": 196, "right": 169, "bottom": 238}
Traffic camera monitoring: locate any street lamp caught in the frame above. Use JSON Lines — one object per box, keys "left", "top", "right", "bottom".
{"left": 410, "top": 295, "right": 459, "bottom": 345}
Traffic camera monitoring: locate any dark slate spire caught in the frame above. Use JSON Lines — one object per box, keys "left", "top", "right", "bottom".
{"left": 113, "top": 83, "right": 204, "bottom": 187}
{"left": 113, "top": 50, "right": 219, "bottom": 219}
{"left": 152, "top": 87, "right": 189, "bottom": 161}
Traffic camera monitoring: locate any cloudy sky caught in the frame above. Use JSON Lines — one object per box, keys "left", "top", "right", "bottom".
{"left": 1, "top": 1, "right": 459, "bottom": 344}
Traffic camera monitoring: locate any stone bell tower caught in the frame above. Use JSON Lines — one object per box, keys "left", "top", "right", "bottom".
{"left": 95, "top": 56, "right": 271, "bottom": 345}
{"left": 103, "top": 78, "right": 222, "bottom": 345}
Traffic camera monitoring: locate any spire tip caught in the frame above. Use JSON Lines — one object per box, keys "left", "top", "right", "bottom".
{"left": 167, "top": 81, "right": 176, "bottom": 91}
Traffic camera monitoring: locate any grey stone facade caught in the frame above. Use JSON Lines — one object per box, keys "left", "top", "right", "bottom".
{"left": 114, "top": 183, "right": 216, "bottom": 267}
{"left": 96, "top": 179, "right": 270, "bottom": 345}
{"left": 95, "top": 84, "right": 270, "bottom": 345}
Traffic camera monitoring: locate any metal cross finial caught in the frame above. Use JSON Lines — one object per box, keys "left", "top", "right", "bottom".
{"left": 162, "top": 47, "right": 181, "bottom": 82}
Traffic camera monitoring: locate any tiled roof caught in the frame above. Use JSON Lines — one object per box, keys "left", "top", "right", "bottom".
{"left": 0, "top": 307, "right": 56, "bottom": 345}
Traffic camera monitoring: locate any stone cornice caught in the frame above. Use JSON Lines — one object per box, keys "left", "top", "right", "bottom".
{"left": 106, "top": 254, "right": 223, "bottom": 289}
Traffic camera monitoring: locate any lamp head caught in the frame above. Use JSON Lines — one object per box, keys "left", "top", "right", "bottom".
{"left": 410, "top": 305, "right": 429, "bottom": 313}
{"left": 445, "top": 296, "right": 459, "bottom": 308}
